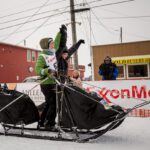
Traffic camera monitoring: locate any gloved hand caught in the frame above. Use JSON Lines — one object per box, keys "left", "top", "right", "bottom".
{"left": 79, "top": 39, "right": 85, "bottom": 44}
{"left": 48, "top": 69, "right": 57, "bottom": 77}
{"left": 60, "top": 24, "right": 67, "bottom": 34}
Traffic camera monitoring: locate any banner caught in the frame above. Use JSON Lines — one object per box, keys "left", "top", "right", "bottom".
{"left": 83, "top": 80, "right": 150, "bottom": 108}
{"left": 16, "top": 83, "right": 44, "bottom": 106}
{"left": 14, "top": 80, "right": 150, "bottom": 109}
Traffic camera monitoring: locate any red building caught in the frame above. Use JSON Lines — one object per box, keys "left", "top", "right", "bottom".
{"left": 0, "top": 42, "right": 85, "bottom": 83}
{"left": 0, "top": 42, "right": 40, "bottom": 83}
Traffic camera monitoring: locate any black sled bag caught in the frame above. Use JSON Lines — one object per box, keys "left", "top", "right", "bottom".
{"left": 61, "top": 86, "right": 123, "bottom": 129}
{"left": 0, "top": 90, "right": 39, "bottom": 125}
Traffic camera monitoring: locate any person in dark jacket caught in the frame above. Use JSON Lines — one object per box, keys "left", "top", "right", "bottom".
{"left": 98, "top": 56, "right": 118, "bottom": 80}
{"left": 55, "top": 25, "right": 85, "bottom": 83}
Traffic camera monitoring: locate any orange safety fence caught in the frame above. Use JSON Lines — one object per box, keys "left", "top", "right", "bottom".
{"left": 127, "top": 109, "right": 150, "bottom": 117}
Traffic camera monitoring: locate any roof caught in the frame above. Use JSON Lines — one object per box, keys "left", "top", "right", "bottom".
{"left": 92, "top": 40, "right": 150, "bottom": 48}
{"left": 0, "top": 42, "right": 41, "bottom": 52}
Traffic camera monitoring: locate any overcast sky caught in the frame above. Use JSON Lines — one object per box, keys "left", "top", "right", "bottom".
{"left": 0, "top": 0, "right": 150, "bottom": 77}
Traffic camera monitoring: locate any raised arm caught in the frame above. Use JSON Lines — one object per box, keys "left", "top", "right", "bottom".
{"left": 66, "top": 39, "right": 85, "bottom": 60}
{"left": 55, "top": 25, "right": 67, "bottom": 60}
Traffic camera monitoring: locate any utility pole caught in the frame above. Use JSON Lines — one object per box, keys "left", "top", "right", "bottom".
{"left": 120, "top": 27, "right": 122, "bottom": 43}
{"left": 24, "top": 40, "right": 26, "bottom": 47}
{"left": 70, "top": 0, "right": 78, "bottom": 69}
{"left": 70, "top": 0, "right": 90, "bottom": 70}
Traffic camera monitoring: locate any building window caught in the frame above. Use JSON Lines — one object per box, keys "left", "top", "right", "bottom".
{"left": 27, "top": 50, "right": 31, "bottom": 62}
{"left": 32, "top": 51, "right": 36, "bottom": 62}
{"left": 117, "top": 65, "right": 125, "bottom": 79}
{"left": 127, "top": 63, "right": 149, "bottom": 78}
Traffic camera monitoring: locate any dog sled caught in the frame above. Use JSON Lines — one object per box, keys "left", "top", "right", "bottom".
{"left": 0, "top": 80, "right": 149, "bottom": 142}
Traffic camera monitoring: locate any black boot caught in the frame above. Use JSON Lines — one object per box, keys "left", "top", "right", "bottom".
{"left": 44, "top": 120, "right": 57, "bottom": 131}
{"left": 37, "top": 120, "right": 44, "bottom": 129}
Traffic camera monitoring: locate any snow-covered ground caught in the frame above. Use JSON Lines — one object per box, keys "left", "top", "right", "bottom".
{"left": 0, "top": 117, "right": 150, "bottom": 150}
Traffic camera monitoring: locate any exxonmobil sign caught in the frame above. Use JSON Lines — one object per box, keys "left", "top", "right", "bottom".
{"left": 83, "top": 80, "right": 150, "bottom": 108}
{"left": 98, "top": 85, "right": 148, "bottom": 101}
{"left": 14, "top": 80, "right": 150, "bottom": 108}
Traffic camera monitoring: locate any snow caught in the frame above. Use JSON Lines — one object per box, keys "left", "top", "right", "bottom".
{"left": 0, "top": 117, "right": 150, "bottom": 150}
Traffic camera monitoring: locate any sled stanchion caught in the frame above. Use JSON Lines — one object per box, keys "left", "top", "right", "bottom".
{"left": 21, "top": 121, "right": 25, "bottom": 135}
{"left": 59, "top": 86, "right": 64, "bottom": 123}
{"left": 56, "top": 83, "right": 63, "bottom": 138}
{"left": 54, "top": 78, "right": 78, "bottom": 140}
{"left": 54, "top": 77, "right": 80, "bottom": 140}
{"left": 1, "top": 123, "right": 8, "bottom": 135}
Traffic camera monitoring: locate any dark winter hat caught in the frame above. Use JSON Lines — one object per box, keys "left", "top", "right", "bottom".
{"left": 104, "top": 56, "right": 112, "bottom": 64}
{"left": 62, "top": 49, "right": 68, "bottom": 53}
{"left": 62, "top": 46, "right": 68, "bottom": 53}
{"left": 39, "top": 37, "right": 53, "bottom": 49}
{"left": 104, "top": 56, "right": 111, "bottom": 61}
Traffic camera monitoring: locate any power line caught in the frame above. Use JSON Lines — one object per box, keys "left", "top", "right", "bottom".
{"left": 78, "top": 13, "right": 90, "bottom": 45}
{"left": 0, "top": 0, "right": 44, "bottom": 13}
{"left": 122, "top": 30, "right": 150, "bottom": 40}
{"left": 85, "top": 10, "right": 98, "bottom": 44}
{"left": 82, "top": 0, "right": 150, "bottom": 41}
{"left": 0, "top": 11, "right": 69, "bottom": 31}
{"left": 0, "top": 0, "right": 121, "bottom": 28}
{"left": 91, "top": 9, "right": 117, "bottom": 35}
{"left": 0, "top": 0, "right": 67, "bottom": 19}
{"left": 1, "top": 0, "right": 51, "bottom": 42}
{"left": 91, "top": 0, "right": 135, "bottom": 9}
{"left": 75, "top": 0, "right": 90, "bottom": 44}
{"left": 0, "top": 19, "right": 69, "bottom": 38}
{"left": 91, "top": 10, "right": 150, "bottom": 41}
{"left": 16, "top": 8, "right": 68, "bottom": 45}
{"left": 98, "top": 15, "right": 150, "bottom": 19}
{"left": 91, "top": 14, "right": 150, "bottom": 40}
{"left": 83, "top": 0, "right": 135, "bottom": 35}
{"left": 99, "top": 7, "right": 150, "bottom": 25}
{"left": 0, "top": 0, "right": 103, "bottom": 26}
{"left": 0, "top": 0, "right": 100, "bottom": 21}
{"left": 0, "top": 0, "right": 136, "bottom": 41}
{"left": 76, "top": 0, "right": 103, "bottom": 6}
{"left": 3, "top": 10, "right": 150, "bottom": 27}
{"left": 16, "top": 17, "right": 53, "bottom": 45}
{"left": 17, "top": 9, "right": 69, "bottom": 45}
{"left": 0, "top": 6, "right": 68, "bottom": 25}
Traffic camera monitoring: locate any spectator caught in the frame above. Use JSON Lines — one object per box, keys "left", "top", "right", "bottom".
{"left": 98, "top": 56, "right": 118, "bottom": 80}
{"left": 69, "top": 70, "right": 82, "bottom": 88}
{"left": 3, "top": 83, "right": 8, "bottom": 92}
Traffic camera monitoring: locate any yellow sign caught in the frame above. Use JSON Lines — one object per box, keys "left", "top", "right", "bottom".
{"left": 112, "top": 58, "right": 150, "bottom": 64}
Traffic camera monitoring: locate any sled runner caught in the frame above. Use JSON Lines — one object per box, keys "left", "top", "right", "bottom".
{"left": 0, "top": 81, "right": 149, "bottom": 142}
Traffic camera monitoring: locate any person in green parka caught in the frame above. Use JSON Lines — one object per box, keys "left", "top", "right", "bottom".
{"left": 35, "top": 24, "right": 84, "bottom": 129}
{"left": 35, "top": 25, "right": 68, "bottom": 129}
{"left": 35, "top": 37, "right": 57, "bottom": 130}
